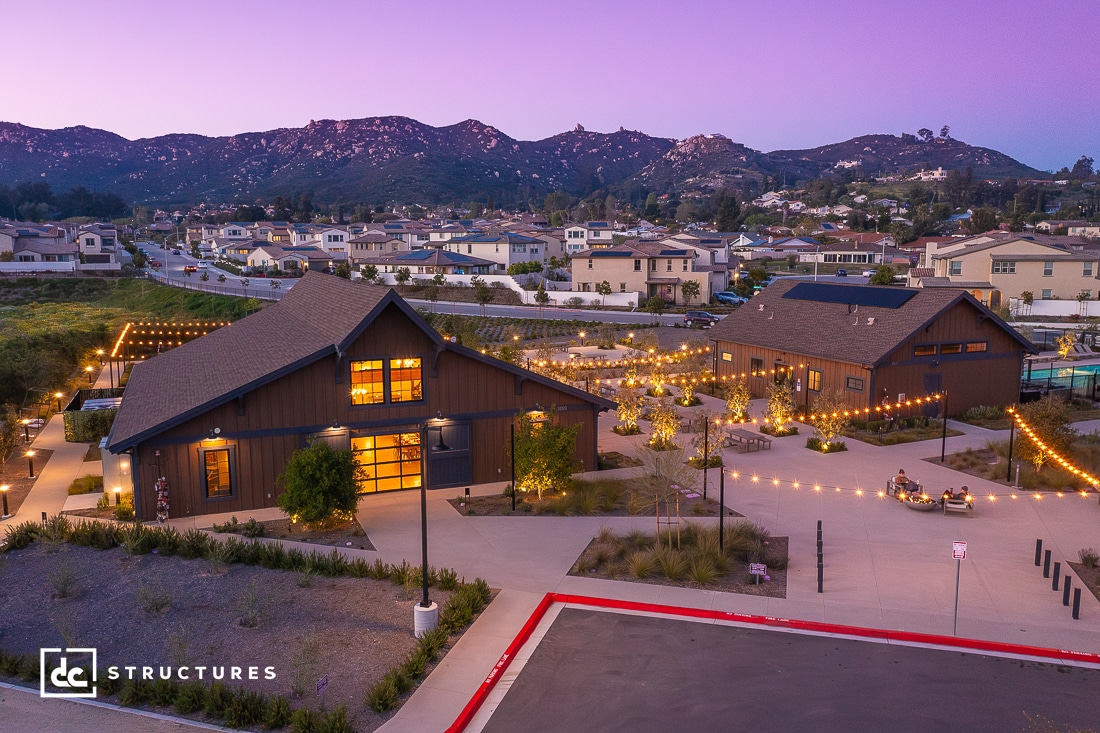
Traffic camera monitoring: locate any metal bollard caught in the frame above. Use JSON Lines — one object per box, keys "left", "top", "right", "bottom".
{"left": 1063, "top": 577, "right": 1072, "bottom": 607}
{"left": 1043, "top": 549, "right": 1051, "bottom": 578}
{"left": 817, "top": 561, "right": 823, "bottom": 594}
{"left": 1072, "top": 588, "right": 1081, "bottom": 620}
{"left": 1035, "top": 538, "right": 1043, "bottom": 566}
{"left": 1052, "top": 562, "right": 1061, "bottom": 590}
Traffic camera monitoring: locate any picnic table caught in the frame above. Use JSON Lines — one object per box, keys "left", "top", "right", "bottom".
{"left": 725, "top": 428, "right": 772, "bottom": 453}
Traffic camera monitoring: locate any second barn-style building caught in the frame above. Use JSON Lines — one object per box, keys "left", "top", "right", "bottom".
{"left": 708, "top": 280, "right": 1035, "bottom": 416}
{"left": 106, "top": 272, "right": 612, "bottom": 521}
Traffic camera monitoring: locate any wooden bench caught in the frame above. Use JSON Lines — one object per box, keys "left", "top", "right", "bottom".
{"left": 725, "top": 428, "right": 772, "bottom": 453}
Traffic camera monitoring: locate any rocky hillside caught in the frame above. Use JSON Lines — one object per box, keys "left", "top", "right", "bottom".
{"left": 0, "top": 118, "right": 1041, "bottom": 205}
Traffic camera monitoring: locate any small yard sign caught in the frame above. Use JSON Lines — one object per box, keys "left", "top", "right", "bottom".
{"left": 749, "top": 563, "right": 766, "bottom": 575}
{"left": 952, "top": 541, "right": 967, "bottom": 560}
{"left": 316, "top": 675, "right": 329, "bottom": 696}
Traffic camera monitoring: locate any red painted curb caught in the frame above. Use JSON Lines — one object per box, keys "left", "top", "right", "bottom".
{"left": 446, "top": 593, "right": 1100, "bottom": 732}
{"left": 443, "top": 592, "right": 556, "bottom": 733}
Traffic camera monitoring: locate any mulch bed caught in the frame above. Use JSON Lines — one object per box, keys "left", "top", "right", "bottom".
{"left": 568, "top": 535, "right": 788, "bottom": 598}
{"left": 1068, "top": 561, "right": 1100, "bottom": 605}
{"left": 213, "top": 518, "right": 376, "bottom": 551}
{"left": 597, "top": 451, "right": 643, "bottom": 470}
{"left": 846, "top": 427, "right": 964, "bottom": 446}
{"left": 0, "top": 542, "right": 451, "bottom": 731}
{"left": 0, "top": 448, "right": 53, "bottom": 517}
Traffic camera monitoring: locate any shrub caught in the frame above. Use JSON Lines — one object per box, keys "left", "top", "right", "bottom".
{"left": 137, "top": 582, "right": 172, "bottom": 613}
{"left": 40, "top": 514, "right": 72, "bottom": 542}
{"left": 48, "top": 562, "right": 77, "bottom": 598}
{"left": 316, "top": 706, "right": 353, "bottom": 733}
{"left": 806, "top": 436, "right": 848, "bottom": 453}
{"left": 241, "top": 518, "right": 266, "bottom": 538}
{"left": 237, "top": 579, "right": 264, "bottom": 628}
{"left": 1080, "top": 547, "right": 1100, "bottom": 568}
{"left": 437, "top": 567, "right": 459, "bottom": 590}
{"left": 204, "top": 681, "right": 234, "bottom": 718}
{"left": 687, "top": 553, "right": 719, "bottom": 585}
{"left": 212, "top": 516, "right": 239, "bottom": 533}
{"left": 67, "top": 475, "right": 103, "bottom": 495}
{"left": 626, "top": 550, "right": 655, "bottom": 578}
{"left": 225, "top": 688, "right": 269, "bottom": 728}
{"left": 174, "top": 681, "right": 207, "bottom": 713}
{"left": 654, "top": 547, "right": 687, "bottom": 580}
{"left": 113, "top": 492, "right": 135, "bottom": 520}
{"left": 265, "top": 695, "right": 292, "bottom": 729}
{"left": 179, "top": 528, "right": 211, "bottom": 559}
{"left": 2, "top": 521, "right": 41, "bottom": 552}
{"left": 0, "top": 650, "right": 27, "bottom": 677}
{"left": 277, "top": 441, "right": 362, "bottom": 528}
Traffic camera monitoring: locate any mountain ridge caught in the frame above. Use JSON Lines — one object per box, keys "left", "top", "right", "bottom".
{"left": 0, "top": 117, "right": 1044, "bottom": 206}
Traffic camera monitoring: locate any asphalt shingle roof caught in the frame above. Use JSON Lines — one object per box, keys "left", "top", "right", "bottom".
{"left": 108, "top": 272, "right": 391, "bottom": 450}
{"left": 708, "top": 279, "right": 1031, "bottom": 367}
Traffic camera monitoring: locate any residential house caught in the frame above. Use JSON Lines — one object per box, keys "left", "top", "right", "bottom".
{"left": 569, "top": 240, "right": 722, "bottom": 304}
{"left": 0, "top": 222, "right": 70, "bottom": 258}
{"left": 444, "top": 233, "right": 544, "bottom": 272}
{"left": 105, "top": 272, "right": 612, "bottom": 520}
{"left": 356, "top": 249, "right": 495, "bottom": 276}
{"left": 247, "top": 245, "right": 330, "bottom": 273}
{"left": 349, "top": 233, "right": 407, "bottom": 265}
{"left": 1036, "top": 220, "right": 1100, "bottom": 237}
{"left": 709, "top": 280, "right": 1034, "bottom": 416}
{"left": 924, "top": 236, "right": 1100, "bottom": 306}
{"left": 76, "top": 224, "right": 120, "bottom": 264}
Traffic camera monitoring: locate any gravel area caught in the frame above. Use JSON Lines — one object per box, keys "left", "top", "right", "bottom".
{"left": 0, "top": 542, "right": 450, "bottom": 730}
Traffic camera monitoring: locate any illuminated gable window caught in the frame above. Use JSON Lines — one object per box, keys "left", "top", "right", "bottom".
{"left": 389, "top": 358, "right": 423, "bottom": 402}
{"left": 203, "top": 448, "right": 233, "bottom": 499}
{"left": 350, "top": 360, "right": 385, "bottom": 405}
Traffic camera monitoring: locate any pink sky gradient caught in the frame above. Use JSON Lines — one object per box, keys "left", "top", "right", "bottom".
{"left": 1, "top": 0, "right": 1096, "bottom": 171}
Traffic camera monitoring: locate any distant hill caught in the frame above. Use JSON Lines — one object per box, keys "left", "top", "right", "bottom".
{"left": 0, "top": 118, "right": 1043, "bottom": 206}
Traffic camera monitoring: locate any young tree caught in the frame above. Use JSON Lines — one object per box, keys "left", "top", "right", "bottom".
{"left": 680, "top": 280, "right": 700, "bottom": 306}
{"left": 764, "top": 378, "right": 797, "bottom": 434}
{"left": 394, "top": 267, "right": 412, "bottom": 290}
{"left": 425, "top": 284, "right": 439, "bottom": 312}
{"left": 511, "top": 408, "right": 580, "bottom": 500}
{"left": 334, "top": 262, "right": 351, "bottom": 279}
{"left": 1056, "top": 333, "right": 1076, "bottom": 359}
{"left": 199, "top": 272, "right": 209, "bottom": 282}
{"left": 810, "top": 389, "right": 849, "bottom": 449}
{"left": 614, "top": 383, "right": 644, "bottom": 435}
{"left": 534, "top": 282, "right": 550, "bottom": 312}
{"left": 1016, "top": 396, "right": 1076, "bottom": 473}
{"left": 724, "top": 377, "right": 752, "bottom": 421}
{"left": 648, "top": 395, "right": 681, "bottom": 451}
{"left": 361, "top": 264, "right": 379, "bottom": 284}
{"left": 690, "top": 411, "right": 722, "bottom": 467}
{"left": 0, "top": 405, "right": 20, "bottom": 469}
{"left": 595, "top": 280, "right": 612, "bottom": 306}
{"left": 276, "top": 440, "right": 363, "bottom": 528}
{"left": 217, "top": 273, "right": 227, "bottom": 283}
{"left": 1020, "top": 291, "right": 1034, "bottom": 317}
{"left": 472, "top": 275, "right": 493, "bottom": 315}
{"left": 645, "top": 295, "right": 667, "bottom": 322}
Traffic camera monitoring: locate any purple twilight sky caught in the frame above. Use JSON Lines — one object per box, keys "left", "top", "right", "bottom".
{"left": 2, "top": 0, "right": 1097, "bottom": 172}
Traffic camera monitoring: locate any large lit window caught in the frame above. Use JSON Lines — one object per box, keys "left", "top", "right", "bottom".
{"left": 203, "top": 449, "right": 233, "bottom": 499}
{"left": 352, "top": 433, "right": 421, "bottom": 493}
{"left": 750, "top": 357, "right": 764, "bottom": 376}
{"left": 914, "top": 344, "right": 937, "bottom": 357}
{"left": 350, "top": 360, "right": 385, "bottom": 405}
{"left": 389, "top": 358, "right": 423, "bottom": 402}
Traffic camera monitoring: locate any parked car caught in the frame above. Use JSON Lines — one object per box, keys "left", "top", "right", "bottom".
{"left": 714, "top": 291, "right": 748, "bottom": 306}
{"left": 835, "top": 269, "right": 848, "bottom": 277}
{"left": 684, "top": 310, "right": 721, "bottom": 328}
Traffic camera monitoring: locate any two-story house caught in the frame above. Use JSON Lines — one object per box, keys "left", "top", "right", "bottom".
{"left": 444, "top": 233, "right": 544, "bottom": 272}
{"left": 569, "top": 240, "right": 722, "bottom": 304}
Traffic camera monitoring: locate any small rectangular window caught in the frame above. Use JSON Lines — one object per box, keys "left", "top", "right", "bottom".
{"left": 750, "top": 357, "right": 764, "bottom": 376}
{"left": 965, "top": 341, "right": 988, "bottom": 353}
{"left": 845, "top": 376, "right": 864, "bottom": 391}
{"left": 1043, "top": 262, "right": 1054, "bottom": 276}
{"left": 808, "top": 369, "right": 822, "bottom": 392}
{"left": 941, "top": 343, "right": 963, "bottom": 355}
{"left": 1085, "top": 262, "right": 1094, "bottom": 277}
{"left": 204, "top": 449, "right": 233, "bottom": 499}
{"left": 350, "top": 360, "right": 385, "bottom": 405}
{"left": 619, "top": 282, "right": 627, "bottom": 292}
{"left": 1041, "top": 289, "right": 1053, "bottom": 299}
{"left": 914, "top": 344, "right": 937, "bottom": 357}
{"left": 949, "top": 261, "right": 962, "bottom": 276}
{"left": 634, "top": 259, "right": 641, "bottom": 271}
{"left": 721, "top": 351, "right": 733, "bottom": 362}
{"left": 666, "top": 260, "right": 673, "bottom": 272}
{"left": 587, "top": 259, "right": 593, "bottom": 269}
{"left": 682, "top": 259, "right": 689, "bottom": 271}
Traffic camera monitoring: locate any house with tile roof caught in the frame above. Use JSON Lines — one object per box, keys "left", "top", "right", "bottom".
{"left": 568, "top": 240, "right": 725, "bottom": 305}
{"left": 443, "top": 233, "right": 545, "bottom": 271}
{"left": 355, "top": 248, "right": 495, "bottom": 275}
{"left": 709, "top": 280, "right": 1033, "bottom": 416}
{"left": 106, "top": 272, "right": 612, "bottom": 520}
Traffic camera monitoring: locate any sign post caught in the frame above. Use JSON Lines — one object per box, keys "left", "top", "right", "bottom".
{"left": 750, "top": 563, "right": 766, "bottom": 585}
{"left": 952, "top": 541, "right": 966, "bottom": 636}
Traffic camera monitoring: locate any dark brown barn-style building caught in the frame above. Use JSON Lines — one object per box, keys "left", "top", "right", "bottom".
{"left": 107, "top": 272, "right": 613, "bottom": 520}
{"left": 708, "top": 280, "right": 1035, "bottom": 416}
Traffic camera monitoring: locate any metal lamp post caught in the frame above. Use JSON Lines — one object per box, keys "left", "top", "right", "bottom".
{"left": 55, "top": 392, "right": 64, "bottom": 412}
{"left": 1, "top": 485, "right": 10, "bottom": 519}
{"left": 702, "top": 417, "right": 709, "bottom": 500}
{"left": 415, "top": 415, "right": 448, "bottom": 637}
{"left": 21, "top": 419, "right": 30, "bottom": 443}
{"left": 26, "top": 450, "right": 36, "bottom": 479}
{"left": 85, "top": 366, "right": 94, "bottom": 385}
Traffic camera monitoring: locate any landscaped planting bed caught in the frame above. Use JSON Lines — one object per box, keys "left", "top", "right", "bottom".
{"left": 568, "top": 522, "right": 788, "bottom": 597}
{"left": 0, "top": 517, "right": 492, "bottom": 731}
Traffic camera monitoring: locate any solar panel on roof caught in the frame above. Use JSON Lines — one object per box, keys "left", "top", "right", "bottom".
{"left": 782, "top": 282, "right": 917, "bottom": 309}
{"left": 658, "top": 249, "right": 688, "bottom": 256}
{"left": 590, "top": 251, "right": 632, "bottom": 257}
{"left": 398, "top": 251, "right": 434, "bottom": 260}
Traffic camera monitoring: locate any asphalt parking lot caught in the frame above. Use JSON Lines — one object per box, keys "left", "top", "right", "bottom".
{"left": 479, "top": 608, "right": 1099, "bottom": 733}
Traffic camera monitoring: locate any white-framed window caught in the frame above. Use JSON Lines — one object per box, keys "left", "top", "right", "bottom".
{"left": 634, "top": 259, "right": 641, "bottom": 271}
{"left": 1041, "top": 289, "right": 1053, "bottom": 299}
{"left": 666, "top": 260, "right": 673, "bottom": 272}
{"left": 1085, "top": 262, "right": 1094, "bottom": 276}
{"left": 682, "top": 259, "right": 689, "bottom": 271}
{"left": 619, "top": 282, "right": 627, "bottom": 292}
{"left": 1043, "top": 262, "right": 1054, "bottom": 276}
{"left": 587, "top": 259, "right": 593, "bottom": 269}
{"left": 949, "top": 261, "right": 962, "bottom": 276}
{"left": 992, "top": 261, "right": 1016, "bottom": 274}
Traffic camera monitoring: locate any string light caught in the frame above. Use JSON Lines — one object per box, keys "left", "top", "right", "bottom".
{"left": 1008, "top": 407, "right": 1100, "bottom": 487}
{"left": 722, "top": 470, "right": 1095, "bottom": 502}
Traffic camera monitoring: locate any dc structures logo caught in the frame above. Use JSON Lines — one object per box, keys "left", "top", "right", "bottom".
{"left": 40, "top": 648, "right": 97, "bottom": 698}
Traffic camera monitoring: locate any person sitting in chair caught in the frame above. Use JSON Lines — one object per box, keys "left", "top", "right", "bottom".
{"left": 943, "top": 487, "right": 957, "bottom": 502}
{"left": 892, "top": 469, "right": 911, "bottom": 496}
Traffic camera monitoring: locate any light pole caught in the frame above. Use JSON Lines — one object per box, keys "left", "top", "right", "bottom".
{"left": 96, "top": 349, "right": 105, "bottom": 366}
{"left": 940, "top": 389, "right": 949, "bottom": 463}
{"left": 719, "top": 470, "right": 725, "bottom": 553}
{"left": 26, "top": 450, "right": 36, "bottom": 479}
{"left": 416, "top": 415, "right": 449, "bottom": 637}
{"left": 702, "top": 417, "right": 709, "bottom": 500}
{"left": 55, "top": 392, "right": 64, "bottom": 412}
{"left": 510, "top": 421, "right": 516, "bottom": 511}
{"left": 1, "top": 485, "right": 10, "bottom": 519}
{"left": 85, "top": 365, "right": 94, "bottom": 385}
{"left": 21, "top": 419, "right": 30, "bottom": 443}
{"left": 579, "top": 331, "right": 586, "bottom": 347}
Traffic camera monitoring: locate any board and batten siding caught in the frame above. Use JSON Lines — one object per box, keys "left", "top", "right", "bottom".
{"left": 131, "top": 303, "right": 601, "bottom": 519}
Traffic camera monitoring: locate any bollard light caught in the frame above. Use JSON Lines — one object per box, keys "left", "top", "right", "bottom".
{"left": 85, "top": 365, "right": 94, "bottom": 385}
{"left": 55, "top": 392, "right": 64, "bottom": 412}
{"left": 26, "top": 450, "right": 36, "bottom": 479}
{"left": 1, "top": 485, "right": 10, "bottom": 518}
{"left": 113, "top": 487, "right": 122, "bottom": 506}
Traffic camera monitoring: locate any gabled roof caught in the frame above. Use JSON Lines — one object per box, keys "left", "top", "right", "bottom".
{"left": 108, "top": 273, "right": 407, "bottom": 450}
{"left": 108, "top": 273, "right": 611, "bottom": 451}
{"left": 708, "top": 279, "right": 1034, "bottom": 367}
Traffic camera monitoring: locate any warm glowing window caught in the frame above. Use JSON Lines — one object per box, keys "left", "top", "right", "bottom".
{"left": 389, "top": 358, "right": 423, "bottom": 402}
{"left": 914, "top": 344, "right": 937, "bottom": 357}
{"left": 750, "top": 357, "right": 763, "bottom": 376}
{"left": 350, "top": 360, "right": 385, "bottom": 405}
{"left": 204, "top": 449, "right": 232, "bottom": 498}
{"left": 941, "top": 343, "right": 963, "bottom": 354}
{"left": 808, "top": 369, "right": 822, "bottom": 392}
{"left": 352, "top": 433, "right": 421, "bottom": 493}
{"left": 966, "top": 341, "right": 988, "bottom": 353}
